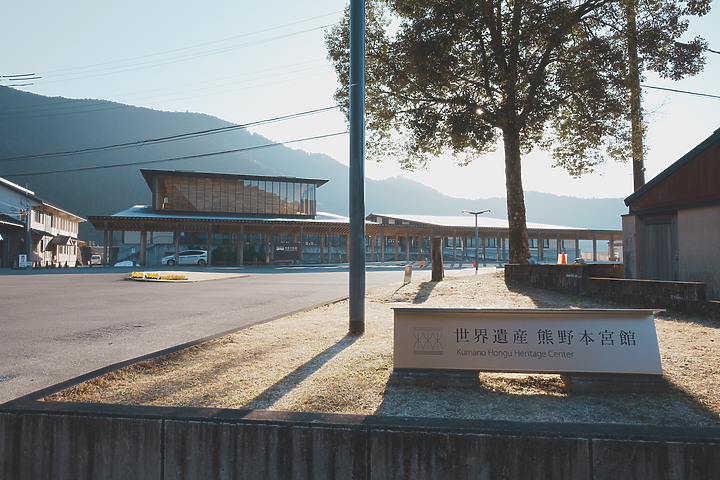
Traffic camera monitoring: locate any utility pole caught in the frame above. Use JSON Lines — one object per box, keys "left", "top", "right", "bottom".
{"left": 626, "top": 0, "right": 646, "bottom": 191}
{"left": 348, "top": 0, "right": 366, "bottom": 335}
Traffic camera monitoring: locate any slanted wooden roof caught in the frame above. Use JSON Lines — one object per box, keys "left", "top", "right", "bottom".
{"left": 140, "top": 169, "right": 329, "bottom": 191}
{"left": 625, "top": 128, "right": 720, "bottom": 214}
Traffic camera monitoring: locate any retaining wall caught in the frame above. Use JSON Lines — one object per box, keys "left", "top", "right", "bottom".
{"left": 505, "top": 264, "right": 712, "bottom": 315}
{"left": 1, "top": 401, "right": 719, "bottom": 479}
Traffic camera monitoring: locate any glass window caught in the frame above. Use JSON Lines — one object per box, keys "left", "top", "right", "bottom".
{"left": 251, "top": 181, "right": 259, "bottom": 214}
{"left": 220, "top": 179, "right": 230, "bottom": 212}
{"left": 271, "top": 182, "right": 280, "bottom": 214}
{"left": 279, "top": 182, "right": 287, "bottom": 214}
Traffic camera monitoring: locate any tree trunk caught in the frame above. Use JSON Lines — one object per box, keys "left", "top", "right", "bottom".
{"left": 502, "top": 126, "right": 531, "bottom": 264}
{"left": 431, "top": 236, "right": 444, "bottom": 282}
{"left": 626, "top": 0, "right": 646, "bottom": 191}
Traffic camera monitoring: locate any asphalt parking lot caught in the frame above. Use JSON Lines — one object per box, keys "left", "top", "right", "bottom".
{"left": 0, "top": 264, "right": 474, "bottom": 403}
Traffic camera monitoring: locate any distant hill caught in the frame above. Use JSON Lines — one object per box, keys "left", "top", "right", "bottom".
{"left": 0, "top": 87, "right": 626, "bottom": 242}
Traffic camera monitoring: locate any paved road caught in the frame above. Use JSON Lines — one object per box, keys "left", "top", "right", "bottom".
{"left": 0, "top": 264, "right": 479, "bottom": 403}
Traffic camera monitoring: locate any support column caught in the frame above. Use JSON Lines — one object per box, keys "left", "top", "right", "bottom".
{"left": 265, "top": 231, "right": 271, "bottom": 264}
{"left": 174, "top": 224, "right": 181, "bottom": 264}
{"left": 237, "top": 225, "right": 244, "bottom": 266}
{"left": 320, "top": 233, "right": 325, "bottom": 264}
{"left": 299, "top": 226, "right": 305, "bottom": 264}
{"left": 345, "top": 233, "right": 350, "bottom": 264}
{"left": 575, "top": 234, "right": 580, "bottom": 262}
{"left": 452, "top": 231, "right": 457, "bottom": 262}
{"left": 108, "top": 230, "right": 114, "bottom": 266}
{"left": 592, "top": 235, "right": 598, "bottom": 262}
{"left": 394, "top": 235, "right": 399, "bottom": 261}
{"left": 139, "top": 228, "right": 147, "bottom": 267}
{"left": 557, "top": 237, "right": 563, "bottom": 260}
{"left": 103, "top": 223, "right": 109, "bottom": 266}
{"left": 206, "top": 225, "right": 213, "bottom": 266}
{"left": 380, "top": 231, "right": 385, "bottom": 263}
{"left": 405, "top": 233, "right": 410, "bottom": 262}
{"left": 609, "top": 234, "right": 616, "bottom": 262}
{"left": 538, "top": 235, "right": 544, "bottom": 262}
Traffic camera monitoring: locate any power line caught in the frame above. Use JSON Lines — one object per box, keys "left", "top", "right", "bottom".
{"left": 641, "top": 84, "right": 720, "bottom": 99}
{"left": 0, "top": 106, "right": 340, "bottom": 162}
{"left": 0, "top": 64, "right": 333, "bottom": 120}
{"left": 32, "top": 12, "right": 340, "bottom": 79}
{"left": 1, "top": 59, "right": 328, "bottom": 116}
{"left": 0, "top": 132, "right": 348, "bottom": 178}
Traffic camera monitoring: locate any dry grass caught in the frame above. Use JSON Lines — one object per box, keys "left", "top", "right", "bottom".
{"left": 47, "top": 271, "right": 720, "bottom": 426}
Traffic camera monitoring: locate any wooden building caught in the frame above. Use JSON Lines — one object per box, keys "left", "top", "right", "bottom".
{"left": 0, "top": 176, "right": 85, "bottom": 268}
{"left": 88, "top": 169, "right": 621, "bottom": 267}
{"left": 623, "top": 127, "right": 720, "bottom": 299}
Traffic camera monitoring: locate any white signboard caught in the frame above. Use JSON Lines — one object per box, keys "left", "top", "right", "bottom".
{"left": 393, "top": 308, "right": 663, "bottom": 374}
{"left": 18, "top": 254, "right": 30, "bottom": 268}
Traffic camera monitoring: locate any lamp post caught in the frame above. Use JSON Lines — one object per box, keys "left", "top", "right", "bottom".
{"left": 462, "top": 209, "right": 490, "bottom": 271}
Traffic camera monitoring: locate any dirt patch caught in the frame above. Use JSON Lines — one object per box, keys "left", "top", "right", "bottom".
{"left": 47, "top": 270, "right": 720, "bottom": 426}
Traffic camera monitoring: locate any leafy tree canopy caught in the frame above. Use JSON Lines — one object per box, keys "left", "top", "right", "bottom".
{"left": 326, "top": 0, "right": 708, "bottom": 263}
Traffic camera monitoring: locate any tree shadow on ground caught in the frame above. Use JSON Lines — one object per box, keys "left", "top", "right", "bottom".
{"left": 373, "top": 371, "right": 720, "bottom": 426}
{"left": 388, "top": 280, "right": 440, "bottom": 304}
{"left": 412, "top": 281, "right": 439, "bottom": 304}
{"left": 244, "top": 334, "right": 360, "bottom": 410}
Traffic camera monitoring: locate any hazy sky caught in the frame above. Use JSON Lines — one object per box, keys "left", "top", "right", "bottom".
{"left": 1, "top": 1, "right": 718, "bottom": 200}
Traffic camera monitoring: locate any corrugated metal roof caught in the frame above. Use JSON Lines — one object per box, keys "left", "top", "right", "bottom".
{"left": 368, "top": 213, "right": 588, "bottom": 231}
{"left": 0, "top": 213, "right": 25, "bottom": 228}
{"left": 111, "top": 206, "right": 352, "bottom": 224}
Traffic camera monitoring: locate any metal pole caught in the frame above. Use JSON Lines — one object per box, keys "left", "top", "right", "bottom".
{"left": 462, "top": 209, "right": 490, "bottom": 272}
{"left": 349, "top": 0, "right": 366, "bottom": 335}
{"left": 474, "top": 214, "right": 479, "bottom": 271}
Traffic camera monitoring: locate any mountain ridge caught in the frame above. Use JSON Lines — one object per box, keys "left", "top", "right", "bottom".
{"left": 0, "top": 87, "right": 626, "bottom": 241}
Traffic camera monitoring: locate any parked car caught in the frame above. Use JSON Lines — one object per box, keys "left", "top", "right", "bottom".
{"left": 161, "top": 250, "right": 208, "bottom": 266}
{"left": 90, "top": 254, "right": 102, "bottom": 265}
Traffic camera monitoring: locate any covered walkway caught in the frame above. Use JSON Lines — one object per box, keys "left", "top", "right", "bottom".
{"left": 88, "top": 210, "right": 621, "bottom": 267}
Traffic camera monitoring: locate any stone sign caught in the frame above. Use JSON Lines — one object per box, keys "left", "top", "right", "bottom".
{"left": 393, "top": 308, "right": 663, "bottom": 374}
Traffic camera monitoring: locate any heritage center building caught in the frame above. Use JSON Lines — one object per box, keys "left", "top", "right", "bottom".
{"left": 88, "top": 169, "right": 621, "bottom": 267}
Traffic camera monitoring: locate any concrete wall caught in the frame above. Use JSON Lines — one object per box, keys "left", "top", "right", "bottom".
{"left": 505, "top": 263, "right": 709, "bottom": 314}
{"left": 622, "top": 214, "right": 640, "bottom": 279}
{"left": 1, "top": 401, "right": 719, "bottom": 479}
{"left": 678, "top": 206, "right": 720, "bottom": 300}
{"left": 623, "top": 206, "right": 720, "bottom": 301}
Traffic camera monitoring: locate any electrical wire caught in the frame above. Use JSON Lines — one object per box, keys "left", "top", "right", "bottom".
{"left": 641, "top": 84, "right": 720, "bottom": 99}
{"left": 0, "top": 106, "right": 340, "bottom": 162}
{"left": 0, "top": 66, "right": 334, "bottom": 120}
{"left": 1, "top": 131, "right": 348, "bottom": 178}
{"left": 33, "top": 12, "right": 340, "bottom": 79}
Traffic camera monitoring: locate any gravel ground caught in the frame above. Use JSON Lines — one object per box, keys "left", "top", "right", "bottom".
{"left": 48, "top": 270, "right": 720, "bottom": 426}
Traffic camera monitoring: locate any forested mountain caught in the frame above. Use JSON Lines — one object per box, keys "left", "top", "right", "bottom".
{"left": 0, "top": 87, "right": 626, "bottom": 241}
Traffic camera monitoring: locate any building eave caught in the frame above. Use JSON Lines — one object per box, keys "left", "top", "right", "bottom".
{"left": 624, "top": 127, "right": 720, "bottom": 207}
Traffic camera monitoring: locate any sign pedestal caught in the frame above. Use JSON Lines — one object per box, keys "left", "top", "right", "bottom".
{"left": 561, "top": 373, "right": 669, "bottom": 394}
{"left": 388, "top": 368, "right": 480, "bottom": 388}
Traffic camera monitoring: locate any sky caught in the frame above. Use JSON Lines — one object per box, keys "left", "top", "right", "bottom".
{"left": 1, "top": 1, "right": 718, "bottom": 201}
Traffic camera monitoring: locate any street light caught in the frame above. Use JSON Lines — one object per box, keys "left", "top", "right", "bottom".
{"left": 462, "top": 209, "right": 491, "bottom": 271}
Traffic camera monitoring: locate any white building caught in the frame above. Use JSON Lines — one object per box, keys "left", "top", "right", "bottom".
{"left": 0, "top": 176, "right": 85, "bottom": 268}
